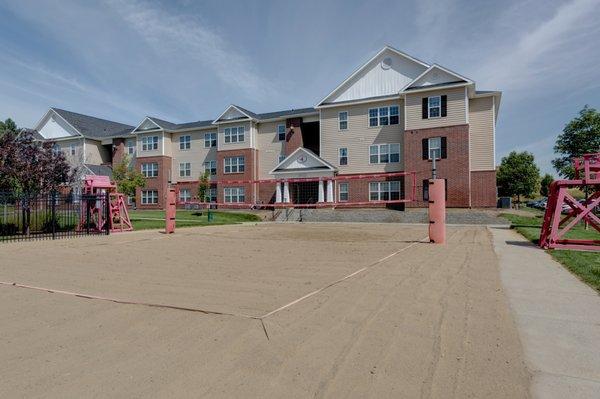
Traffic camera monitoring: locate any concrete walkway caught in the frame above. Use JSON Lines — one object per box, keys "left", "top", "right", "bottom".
{"left": 491, "top": 226, "right": 600, "bottom": 398}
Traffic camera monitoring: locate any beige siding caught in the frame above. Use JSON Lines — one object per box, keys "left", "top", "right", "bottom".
{"left": 256, "top": 121, "right": 286, "bottom": 179}
{"left": 218, "top": 121, "right": 251, "bottom": 150}
{"left": 469, "top": 96, "right": 495, "bottom": 171}
{"left": 171, "top": 128, "right": 217, "bottom": 183}
{"left": 136, "top": 131, "right": 164, "bottom": 158}
{"left": 405, "top": 86, "right": 467, "bottom": 130}
{"left": 84, "top": 139, "right": 109, "bottom": 164}
{"left": 57, "top": 138, "right": 84, "bottom": 167}
{"left": 320, "top": 99, "right": 404, "bottom": 174}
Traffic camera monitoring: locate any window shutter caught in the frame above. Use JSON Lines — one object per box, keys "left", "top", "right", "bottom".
{"left": 441, "top": 137, "right": 447, "bottom": 159}
{"left": 422, "top": 138, "right": 428, "bottom": 160}
{"left": 441, "top": 95, "right": 447, "bottom": 117}
{"left": 422, "top": 97, "right": 428, "bottom": 119}
{"left": 423, "top": 179, "right": 429, "bottom": 201}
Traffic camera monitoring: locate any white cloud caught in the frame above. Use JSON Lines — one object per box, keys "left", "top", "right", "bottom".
{"left": 105, "top": 0, "right": 276, "bottom": 102}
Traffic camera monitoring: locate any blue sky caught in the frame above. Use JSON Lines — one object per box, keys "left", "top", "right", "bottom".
{"left": 1, "top": 0, "right": 599, "bottom": 174}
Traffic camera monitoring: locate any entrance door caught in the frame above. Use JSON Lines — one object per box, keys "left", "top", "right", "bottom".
{"left": 291, "top": 182, "right": 319, "bottom": 205}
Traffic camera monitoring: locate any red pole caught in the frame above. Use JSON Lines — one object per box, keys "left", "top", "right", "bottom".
{"left": 428, "top": 179, "right": 446, "bottom": 244}
{"left": 165, "top": 188, "right": 176, "bottom": 234}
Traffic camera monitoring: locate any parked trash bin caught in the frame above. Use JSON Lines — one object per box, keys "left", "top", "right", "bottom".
{"left": 497, "top": 197, "right": 511, "bottom": 209}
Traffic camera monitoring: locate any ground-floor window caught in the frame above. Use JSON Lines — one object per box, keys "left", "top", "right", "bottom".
{"left": 224, "top": 187, "right": 245, "bottom": 203}
{"left": 369, "top": 181, "right": 400, "bottom": 201}
{"left": 338, "top": 182, "right": 349, "bottom": 202}
{"left": 207, "top": 187, "right": 217, "bottom": 203}
{"left": 179, "top": 188, "right": 191, "bottom": 202}
{"left": 141, "top": 190, "right": 159, "bottom": 204}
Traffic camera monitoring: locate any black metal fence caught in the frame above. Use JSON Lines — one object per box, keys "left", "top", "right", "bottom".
{"left": 0, "top": 191, "right": 110, "bottom": 242}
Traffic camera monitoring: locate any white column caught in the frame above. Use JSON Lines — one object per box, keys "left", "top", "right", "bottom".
{"left": 275, "top": 182, "right": 282, "bottom": 203}
{"left": 326, "top": 180, "right": 334, "bottom": 203}
{"left": 318, "top": 180, "right": 325, "bottom": 202}
{"left": 283, "top": 181, "right": 290, "bottom": 203}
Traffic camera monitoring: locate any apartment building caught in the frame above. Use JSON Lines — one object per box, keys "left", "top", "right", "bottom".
{"left": 32, "top": 46, "right": 500, "bottom": 209}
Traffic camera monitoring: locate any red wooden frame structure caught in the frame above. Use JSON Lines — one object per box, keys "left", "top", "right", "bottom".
{"left": 540, "top": 153, "right": 600, "bottom": 251}
{"left": 78, "top": 175, "right": 133, "bottom": 233}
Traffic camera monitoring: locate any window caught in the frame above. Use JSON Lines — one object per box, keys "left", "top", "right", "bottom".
{"left": 224, "top": 126, "right": 245, "bottom": 143}
{"left": 179, "top": 162, "right": 191, "bottom": 177}
{"left": 205, "top": 187, "right": 217, "bottom": 202}
{"left": 141, "top": 162, "right": 158, "bottom": 178}
{"left": 52, "top": 144, "right": 61, "bottom": 155}
{"left": 127, "top": 139, "right": 135, "bottom": 155}
{"left": 224, "top": 187, "right": 245, "bottom": 203}
{"left": 368, "top": 106, "right": 400, "bottom": 127}
{"left": 428, "top": 96, "right": 441, "bottom": 118}
{"left": 224, "top": 156, "right": 245, "bottom": 173}
{"left": 179, "top": 188, "right": 191, "bottom": 202}
{"left": 339, "top": 183, "right": 349, "bottom": 202}
{"left": 141, "top": 190, "right": 159, "bottom": 204}
{"left": 278, "top": 154, "right": 286, "bottom": 163}
{"left": 369, "top": 181, "right": 401, "bottom": 201}
{"left": 369, "top": 143, "right": 400, "bottom": 164}
{"left": 69, "top": 144, "right": 76, "bottom": 156}
{"left": 339, "top": 111, "right": 348, "bottom": 130}
{"left": 277, "top": 124, "right": 286, "bottom": 141}
{"left": 428, "top": 137, "right": 442, "bottom": 160}
{"left": 141, "top": 136, "right": 159, "bottom": 151}
{"left": 204, "top": 132, "right": 217, "bottom": 148}
{"left": 339, "top": 148, "right": 348, "bottom": 165}
{"left": 179, "top": 135, "right": 191, "bottom": 150}
{"left": 203, "top": 160, "right": 217, "bottom": 176}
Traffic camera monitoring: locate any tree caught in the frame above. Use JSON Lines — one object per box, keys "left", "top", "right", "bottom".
{"left": 112, "top": 156, "right": 146, "bottom": 200}
{"left": 0, "top": 118, "right": 18, "bottom": 137}
{"left": 497, "top": 151, "right": 540, "bottom": 206}
{"left": 0, "top": 130, "right": 74, "bottom": 196}
{"left": 197, "top": 171, "right": 210, "bottom": 202}
{"left": 540, "top": 174, "right": 554, "bottom": 197}
{"left": 552, "top": 105, "right": 600, "bottom": 179}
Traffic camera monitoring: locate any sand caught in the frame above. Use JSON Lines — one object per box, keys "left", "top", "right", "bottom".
{"left": 0, "top": 223, "right": 530, "bottom": 398}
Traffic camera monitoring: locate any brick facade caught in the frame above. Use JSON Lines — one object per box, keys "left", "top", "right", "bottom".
{"left": 470, "top": 170, "right": 497, "bottom": 207}
{"left": 111, "top": 138, "right": 126, "bottom": 166}
{"left": 284, "top": 117, "right": 303, "bottom": 155}
{"left": 404, "top": 124, "right": 471, "bottom": 208}
{"left": 135, "top": 156, "right": 172, "bottom": 209}
{"left": 216, "top": 148, "right": 258, "bottom": 204}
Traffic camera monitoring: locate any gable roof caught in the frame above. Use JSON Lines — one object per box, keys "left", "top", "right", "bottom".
{"left": 51, "top": 108, "right": 134, "bottom": 139}
{"left": 270, "top": 147, "right": 337, "bottom": 174}
{"left": 401, "top": 64, "right": 472, "bottom": 92}
{"left": 316, "top": 45, "right": 430, "bottom": 107}
{"left": 84, "top": 164, "right": 113, "bottom": 177}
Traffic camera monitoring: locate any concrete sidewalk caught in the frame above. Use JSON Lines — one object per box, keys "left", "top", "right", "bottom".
{"left": 491, "top": 226, "right": 600, "bottom": 398}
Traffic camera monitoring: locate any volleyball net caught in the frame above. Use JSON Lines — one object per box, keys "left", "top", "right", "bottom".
{"left": 179, "top": 171, "right": 416, "bottom": 209}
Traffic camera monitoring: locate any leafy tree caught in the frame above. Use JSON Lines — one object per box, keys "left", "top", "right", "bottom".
{"left": 0, "top": 130, "right": 74, "bottom": 196}
{"left": 552, "top": 105, "right": 600, "bottom": 179}
{"left": 497, "top": 151, "right": 540, "bottom": 206}
{"left": 540, "top": 174, "right": 554, "bottom": 197}
{"left": 112, "top": 156, "right": 146, "bottom": 200}
{"left": 0, "top": 118, "right": 18, "bottom": 137}
{"left": 197, "top": 171, "right": 210, "bottom": 202}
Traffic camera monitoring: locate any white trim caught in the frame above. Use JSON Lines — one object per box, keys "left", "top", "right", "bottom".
{"left": 161, "top": 131, "right": 165, "bottom": 155}
{"left": 401, "top": 64, "right": 472, "bottom": 92}
{"left": 316, "top": 94, "right": 401, "bottom": 110}
{"left": 256, "top": 111, "right": 318, "bottom": 123}
{"left": 492, "top": 95, "right": 496, "bottom": 167}
{"left": 427, "top": 96, "right": 441, "bottom": 119}
{"left": 315, "top": 46, "right": 429, "bottom": 107}
{"left": 131, "top": 117, "right": 162, "bottom": 134}
{"left": 34, "top": 109, "right": 84, "bottom": 139}
{"left": 212, "top": 105, "right": 256, "bottom": 124}
{"left": 465, "top": 86, "right": 469, "bottom": 124}
{"left": 269, "top": 147, "right": 337, "bottom": 175}
{"left": 400, "top": 82, "right": 470, "bottom": 95}
{"left": 82, "top": 137, "right": 86, "bottom": 163}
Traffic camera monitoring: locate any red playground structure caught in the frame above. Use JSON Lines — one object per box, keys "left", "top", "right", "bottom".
{"left": 78, "top": 175, "right": 133, "bottom": 233}
{"left": 540, "top": 153, "right": 600, "bottom": 251}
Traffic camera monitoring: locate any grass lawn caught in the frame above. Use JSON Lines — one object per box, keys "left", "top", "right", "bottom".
{"left": 128, "top": 209, "right": 261, "bottom": 230}
{"left": 501, "top": 210, "right": 600, "bottom": 292}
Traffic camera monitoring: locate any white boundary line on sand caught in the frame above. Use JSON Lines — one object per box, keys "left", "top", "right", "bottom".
{"left": 259, "top": 236, "right": 430, "bottom": 319}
